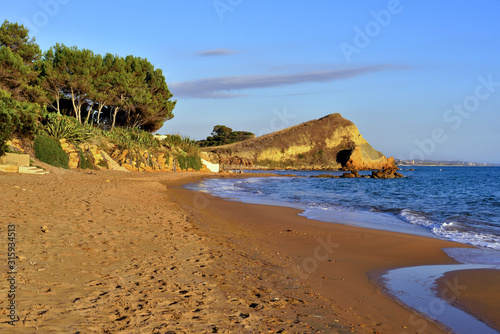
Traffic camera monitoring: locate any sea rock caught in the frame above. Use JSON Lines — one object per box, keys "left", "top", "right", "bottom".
{"left": 311, "top": 174, "right": 340, "bottom": 179}
{"left": 344, "top": 148, "right": 397, "bottom": 171}
{"left": 371, "top": 168, "right": 404, "bottom": 179}
{"left": 341, "top": 170, "right": 360, "bottom": 178}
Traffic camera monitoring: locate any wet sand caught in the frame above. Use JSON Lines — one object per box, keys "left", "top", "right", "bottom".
{"left": 436, "top": 269, "right": 500, "bottom": 332}
{"left": 1, "top": 169, "right": 498, "bottom": 333}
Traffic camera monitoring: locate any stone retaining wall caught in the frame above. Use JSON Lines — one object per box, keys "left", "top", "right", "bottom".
{"left": 4, "top": 138, "right": 216, "bottom": 173}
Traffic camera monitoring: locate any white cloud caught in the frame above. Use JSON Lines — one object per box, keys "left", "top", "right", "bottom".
{"left": 196, "top": 49, "right": 239, "bottom": 57}
{"left": 170, "top": 64, "right": 409, "bottom": 99}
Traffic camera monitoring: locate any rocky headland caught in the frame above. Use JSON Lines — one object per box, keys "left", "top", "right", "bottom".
{"left": 204, "top": 113, "right": 398, "bottom": 172}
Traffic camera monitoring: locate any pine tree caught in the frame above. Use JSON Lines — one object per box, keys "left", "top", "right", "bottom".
{"left": 0, "top": 21, "right": 45, "bottom": 103}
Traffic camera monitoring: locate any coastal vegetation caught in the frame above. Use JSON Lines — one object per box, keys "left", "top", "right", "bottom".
{"left": 198, "top": 125, "right": 255, "bottom": 147}
{"left": 0, "top": 20, "right": 203, "bottom": 171}
{"left": 0, "top": 88, "right": 39, "bottom": 156}
{"left": 33, "top": 134, "right": 69, "bottom": 169}
{"left": 0, "top": 19, "right": 395, "bottom": 173}
{"left": 0, "top": 20, "right": 175, "bottom": 130}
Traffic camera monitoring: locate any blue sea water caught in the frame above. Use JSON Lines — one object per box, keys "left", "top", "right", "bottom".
{"left": 187, "top": 167, "right": 500, "bottom": 251}
{"left": 186, "top": 166, "right": 500, "bottom": 332}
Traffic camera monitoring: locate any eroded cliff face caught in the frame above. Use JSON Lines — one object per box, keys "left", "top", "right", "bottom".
{"left": 205, "top": 113, "right": 396, "bottom": 170}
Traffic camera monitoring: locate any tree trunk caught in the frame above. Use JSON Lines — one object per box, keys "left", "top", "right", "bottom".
{"left": 111, "top": 106, "right": 119, "bottom": 131}
{"left": 125, "top": 108, "right": 132, "bottom": 128}
{"left": 70, "top": 88, "right": 81, "bottom": 123}
{"left": 70, "top": 87, "right": 86, "bottom": 123}
{"left": 55, "top": 91, "right": 60, "bottom": 115}
{"left": 96, "top": 103, "right": 105, "bottom": 124}
{"left": 47, "top": 84, "right": 61, "bottom": 114}
{"left": 85, "top": 105, "right": 92, "bottom": 125}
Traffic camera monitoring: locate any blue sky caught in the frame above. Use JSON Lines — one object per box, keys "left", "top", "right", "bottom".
{"left": 3, "top": 0, "right": 500, "bottom": 163}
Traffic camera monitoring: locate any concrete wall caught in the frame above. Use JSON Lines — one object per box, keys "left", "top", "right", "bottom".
{"left": 0, "top": 153, "right": 30, "bottom": 166}
{"left": 201, "top": 158, "right": 220, "bottom": 173}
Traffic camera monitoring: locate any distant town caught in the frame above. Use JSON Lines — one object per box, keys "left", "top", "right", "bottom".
{"left": 395, "top": 159, "right": 496, "bottom": 167}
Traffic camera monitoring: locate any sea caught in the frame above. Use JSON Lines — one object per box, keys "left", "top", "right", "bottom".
{"left": 186, "top": 166, "right": 500, "bottom": 252}
{"left": 186, "top": 166, "right": 500, "bottom": 332}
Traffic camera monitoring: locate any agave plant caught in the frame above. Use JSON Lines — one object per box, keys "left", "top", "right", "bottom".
{"left": 44, "top": 114, "right": 93, "bottom": 143}
{"left": 160, "top": 134, "right": 199, "bottom": 154}
{"left": 104, "top": 127, "right": 161, "bottom": 150}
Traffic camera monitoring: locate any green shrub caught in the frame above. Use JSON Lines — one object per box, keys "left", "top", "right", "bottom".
{"left": 176, "top": 155, "right": 202, "bottom": 171}
{"left": 0, "top": 89, "right": 39, "bottom": 156}
{"left": 160, "top": 134, "right": 184, "bottom": 147}
{"left": 78, "top": 148, "right": 94, "bottom": 169}
{"left": 97, "top": 159, "right": 108, "bottom": 168}
{"left": 160, "top": 134, "right": 200, "bottom": 155}
{"left": 163, "top": 152, "right": 170, "bottom": 166}
{"left": 0, "top": 104, "right": 14, "bottom": 156}
{"left": 34, "top": 134, "right": 69, "bottom": 169}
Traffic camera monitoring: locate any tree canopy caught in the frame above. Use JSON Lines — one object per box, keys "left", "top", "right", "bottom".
{"left": 0, "top": 20, "right": 41, "bottom": 63}
{"left": 0, "top": 21, "right": 45, "bottom": 103}
{"left": 198, "top": 125, "right": 255, "bottom": 147}
{"left": 0, "top": 20, "right": 176, "bottom": 133}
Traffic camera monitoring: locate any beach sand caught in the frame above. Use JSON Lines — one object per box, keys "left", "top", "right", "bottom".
{"left": 1, "top": 170, "right": 498, "bottom": 333}
{"left": 436, "top": 269, "right": 500, "bottom": 332}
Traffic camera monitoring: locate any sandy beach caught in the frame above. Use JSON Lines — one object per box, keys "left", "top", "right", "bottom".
{"left": 436, "top": 269, "right": 500, "bottom": 332}
{"left": 1, "top": 169, "right": 499, "bottom": 333}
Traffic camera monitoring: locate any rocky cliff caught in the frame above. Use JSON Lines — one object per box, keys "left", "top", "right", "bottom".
{"left": 204, "top": 113, "right": 396, "bottom": 170}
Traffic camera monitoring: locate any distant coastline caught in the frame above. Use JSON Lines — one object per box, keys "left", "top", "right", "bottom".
{"left": 222, "top": 162, "right": 498, "bottom": 172}
{"left": 396, "top": 159, "right": 496, "bottom": 167}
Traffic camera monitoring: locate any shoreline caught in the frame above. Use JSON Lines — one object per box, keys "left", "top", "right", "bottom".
{"left": 170, "top": 173, "right": 500, "bottom": 333}
{"left": 1, "top": 170, "right": 498, "bottom": 333}
{"left": 436, "top": 269, "right": 500, "bottom": 332}
{"left": 220, "top": 165, "right": 497, "bottom": 171}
